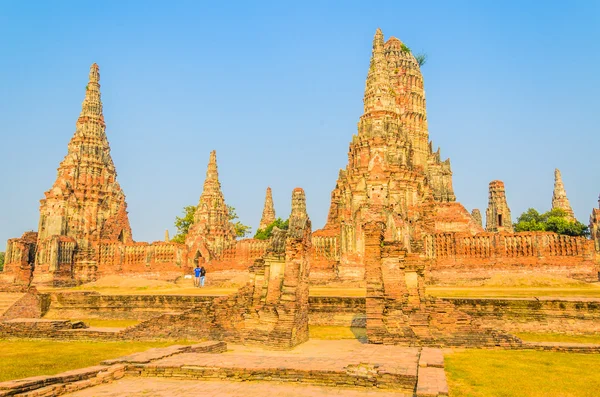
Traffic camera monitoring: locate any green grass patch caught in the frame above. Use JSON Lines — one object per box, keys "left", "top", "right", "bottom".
{"left": 0, "top": 340, "right": 196, "bottom": 382}
{"left": 515, "top": 332, "right": 600, "bottom": 344}
{"left": 309, "top": 325, "right": 366, "bottom": 340}
{"left": 445, "top": 349, "right": 600, "bottom": 397}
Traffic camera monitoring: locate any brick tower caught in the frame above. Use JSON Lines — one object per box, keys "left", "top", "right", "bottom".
{"left": 258, "top": 187, "right": 276, "bottom": 230}
{"left": 34, "top": 63, "right": 132, "bottom": 284}
{"left": 485, "top": 180, "right": 513, "bottom": 232}
{"left": 551, "top": 168, "right": 575, "bottom": 221}
{"left": 186, "top": 150, "right": 235, "bottom": 262}
{"left": 316, "top": 29, "right": 479, "bottom": 278}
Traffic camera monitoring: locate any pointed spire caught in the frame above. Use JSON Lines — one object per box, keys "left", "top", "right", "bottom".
{"left": 194, "top": 150, "right": 229, "bottom": 223}
{"left": 78, "top": 63, "right": 104, "bottom": 126}
{"left": 165, "top": 229, "right": 170, "bottom": 242}
{"left": 258, "top": 187, "right": 276, "bottom": 230}
{"left": 552, "top": 168, "right": 575, "bottom": 221}
{"left": 363, "top": 28, "right": 397, "bottom": 116}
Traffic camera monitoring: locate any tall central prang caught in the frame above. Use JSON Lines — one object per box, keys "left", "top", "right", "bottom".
{"left": 316, "top": 29, "right": 481, "bottom": 279}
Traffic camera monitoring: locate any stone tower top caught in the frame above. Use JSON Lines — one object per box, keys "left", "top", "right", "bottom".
{"left": 551, "top": 168, "right": 575, "bottom": 221}
{"left": 362, "top": 28, "right": 398, "bottom": 117}
{"left": 486, "top": 180, "right": 513, "bottom": 232}
{"left": 258, "top": 187, "right": 276, "bottom": 230}
{"left": 288, "top": 188, "right": 309, "bottom": 239}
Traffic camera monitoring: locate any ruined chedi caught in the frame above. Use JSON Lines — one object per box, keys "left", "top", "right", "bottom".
{"left": 185, "top": 150, "right": 236, "bottom": 262}
{"left": 316, "top": 28, "right": 480, "bottom": 278}
{"left": 35, "top": 63, "right": 133, "bottom": 283}
{"left": 485, "top": 180, "right": 513, "bottom": 232}
{"left": 258, "top": 187, "right": 276, "bottom": 230}
{"left": 471, "top": 209, "right": 483, "bottom": 227}
{"left": 552, "top": 168, "right": 575, "bottom": 221}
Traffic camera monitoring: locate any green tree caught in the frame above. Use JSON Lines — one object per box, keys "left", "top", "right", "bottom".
{"left": 254, "top": 218, "right": 289, "bottom": 240}
{"left": 0, "top": 252, "right": 4, "bottom": 272}
{"left": 172, "top": 205, "right": 197, "bottom": 244}
{"left": 227, "top": 205, "right": 252, "bottom": 238}
{"left": 514, "top": 208, "right": 589, "bottom": 237}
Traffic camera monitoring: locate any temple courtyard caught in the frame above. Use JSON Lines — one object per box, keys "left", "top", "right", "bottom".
{"left": 1, "top": 276, "right": 600, "bottom": 396}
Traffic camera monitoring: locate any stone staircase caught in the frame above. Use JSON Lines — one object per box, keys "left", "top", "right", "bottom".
{"left": 0, "top": 293, "right": 26, "bottom": 318}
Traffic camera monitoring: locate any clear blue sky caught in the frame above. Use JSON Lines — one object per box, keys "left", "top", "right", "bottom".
{"left": 1, "top": 0, "right": 599, "bottom": 250}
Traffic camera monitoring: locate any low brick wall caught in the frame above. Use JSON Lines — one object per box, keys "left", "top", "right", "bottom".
{"left": 443, "top": 297, "right": 600, "bottom": 334}
{"left": 307, "top": 296, "right": 365, "bottom": 326}
{"left": 46, "top": 292, "right": 220, "bottom": 320}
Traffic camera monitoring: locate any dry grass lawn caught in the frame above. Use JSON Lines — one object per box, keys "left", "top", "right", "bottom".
{"left": 0, "top": 340, "right": 198, "bottom": 382}
{"left": 445, "top": 349, "right": 600, "bottom": 397}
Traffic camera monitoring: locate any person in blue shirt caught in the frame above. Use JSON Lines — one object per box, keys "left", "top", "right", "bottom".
{"left": 194, "top": 264, "right": 201, "bottom": 287}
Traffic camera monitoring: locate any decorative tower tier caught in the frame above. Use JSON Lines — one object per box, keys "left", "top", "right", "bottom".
{"left": 186, "top": 150, "right": 236, "bottom": 261}
{"left": 36, "top": 64, "right": 132, "bottom": 281}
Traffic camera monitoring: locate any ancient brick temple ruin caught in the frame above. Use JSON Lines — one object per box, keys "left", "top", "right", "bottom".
{"left": 2, "top": 64, "right": 189, "bottom": 286}
{"left": 1, "top": 65, "right": 268, "bottom": 286}
{"left": 2, "top": 30, "right": 599, "bottom": 289}
{"left": 185, "top": 150, "right": 237, "bottom": 264}
{"left": 363, "top": 221, "right": 520, "bottom": 346}
{"left": 311, "top": 29, "right": 598, "bottom": 284}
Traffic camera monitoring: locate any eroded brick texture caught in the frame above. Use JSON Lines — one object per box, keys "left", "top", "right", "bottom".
{"left": 363, "top": 221, "right": 521, "bottom": 347}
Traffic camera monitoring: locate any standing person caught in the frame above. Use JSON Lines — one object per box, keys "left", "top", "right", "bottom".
{"left": 199, "top": 265, "right": 206, "bottom": 288}
{"left": 194, "top": 264, "right": 201, "bottom": 288}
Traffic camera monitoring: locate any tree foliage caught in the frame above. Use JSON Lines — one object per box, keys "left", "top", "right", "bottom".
{"left": 514, "top": 208, "right": 589, "bottom": 237}
{"left": 415, "top": 53, "right": 428, "bottom": 67}
{"left": 227, "top": 205, "right": 252, "bottom": 238}
{"left": 254, "top": 218, "right": 289, "bottom": 240}
{"left": 171, "top": 204, "right": 252, "bottom": 243}
{"left": 172, "top": 205, "right": 197, "bottom": 244}
{"left": 0, "top": 252, "right": 4, "bottom": 272}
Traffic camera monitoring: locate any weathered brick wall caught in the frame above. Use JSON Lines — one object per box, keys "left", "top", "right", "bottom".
{"left": 1, "top": 289, "right": 50, "bottom": 320}
{"left": 208, "top": 239, "right": 269, "bottom": 271}
{"left": 424, "top": 231, "right": 598, "bottom": 284}
{"left": 444, "top": 297, "right": 600, "bottom": 334}
{"left": 2, "top": 232, "right": 38, "bottom": 285}
{"left": 308, "top": 296, "right": 365, "bottom": 326}
{"left": 45, "top": 292, "right": 219, "bottom": 320}
{"left": 98, "top": 241, "right": 188, "bottom": 280}
{"left": 364, "top": 221, "right": 521, "bottom": 347}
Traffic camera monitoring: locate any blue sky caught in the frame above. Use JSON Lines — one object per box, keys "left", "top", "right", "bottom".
{"left": 1, "top": 0, "right": 599, "bottom": 249}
